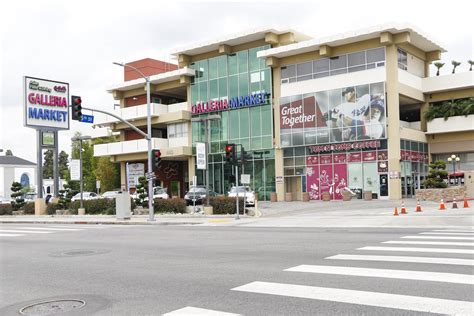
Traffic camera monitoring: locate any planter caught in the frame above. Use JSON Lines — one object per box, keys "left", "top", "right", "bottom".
{"left": 363, "top": 191, "right": 372, "bottom": 201}
{"left": 302, "top": 192, "right": 310, "bottom": 202}
{"left": 342, "top": 191, "right": 352, "bottom": 201}
{"left": 322, "top": 191, "right": 331, "bottom": 201}
{"left": 270, "top": 192, "right": 277, "bottom": 202}
{"left": 285, "top": 192, "right": 293, "bottom": 202}
{"left": 415, "top": 186, "right": 466, "bottom": 202}
{"left": 203, "top": 206, "right": 213, "bottom": 215}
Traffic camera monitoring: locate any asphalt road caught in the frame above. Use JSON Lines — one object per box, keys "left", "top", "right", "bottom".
{"left": 1, "top": 224, "right": 473, "bottom": 315}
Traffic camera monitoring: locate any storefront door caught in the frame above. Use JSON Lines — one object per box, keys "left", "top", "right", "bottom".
{"left": 286, "top": 176, "right": 302, "bottom": 201}
{"left": 379, "top": 174, "right": 388, "bottom": 198}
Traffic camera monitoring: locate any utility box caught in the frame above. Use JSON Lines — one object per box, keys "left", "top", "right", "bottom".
{"left": 116, "top": 191, "right": 131, "bottom": 220}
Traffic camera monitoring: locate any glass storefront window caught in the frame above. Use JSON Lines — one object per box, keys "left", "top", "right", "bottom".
{"left": 218, "top": 55, "right": 227, "bottom": 77}
{"left": 228, "top": 54, "right": 238, "bottom": 75}
{"left": 240, "top": 108, "right": 249, "bottom": 138}
{"left": 238, "top": 51, "right": 248, "bottom": 74}
{"left": 208, "top": 57, "right": 218, "bottom": 80}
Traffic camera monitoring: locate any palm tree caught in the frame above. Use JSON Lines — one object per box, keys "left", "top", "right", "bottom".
{"left": 468, "top": 60, "right": 474, "bottom": 71}
{"left": 434, "top": 62, "right": 445, "bottom": 76}
{"left": 451, "top": 60, "right": 461, "bottom": 74}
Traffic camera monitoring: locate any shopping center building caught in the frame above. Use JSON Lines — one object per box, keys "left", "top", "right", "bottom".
{"left": 94, "top": 23, "right": 474, "bottom": 201}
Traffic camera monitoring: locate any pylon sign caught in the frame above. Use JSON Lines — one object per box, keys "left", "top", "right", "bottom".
{"left": 24, "top": 76, "right": 70, "bottom": 130}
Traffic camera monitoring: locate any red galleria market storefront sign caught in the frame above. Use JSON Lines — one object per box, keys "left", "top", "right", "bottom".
{"left": 191, "top": 92, "right": 270, "bottom": 115}
{"left": 308, "top": 140, "right": 381, "bottom": 154}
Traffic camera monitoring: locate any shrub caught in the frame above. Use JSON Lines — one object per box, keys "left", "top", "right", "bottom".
{"left": 69, "top": 198, "right": 116, "bottom": 215}
{"left": 210, "top": 196, "right": 244, "bottom": 215}
{"left": 0, "top": 204, "right": 13, "bottom": 216}
{"left": 423, "top": 160, "right": 448, "bottom": 188}
{"left": 22, "top": 202, "right": 35, "bottom": 215}
{"left": 47, "top": 202, "right": 63, "bottom": 215}
{"left": 153, "top": 198, "right": 186, "bottom": 214}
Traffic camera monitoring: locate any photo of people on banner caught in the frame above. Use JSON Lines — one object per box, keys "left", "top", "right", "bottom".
{"left": 280, "top": 82, "right": 386, "bottom": 147}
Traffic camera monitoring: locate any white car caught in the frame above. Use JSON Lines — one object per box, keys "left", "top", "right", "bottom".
{"left": 101, "top": 191, "right": 121, "bottom": 199}
{"left": 131, "top": 187, "right": 169, "bottom": 201}
{"left": 71, "top": 192, "right": 99, "bottom": 201}
{"left": 228, "top": 186, "right": 255, "bottom": 206}
{"left": 0, "top": 197, "right": 11, "bottom": 205}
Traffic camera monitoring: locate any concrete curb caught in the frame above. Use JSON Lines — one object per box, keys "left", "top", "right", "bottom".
{"left": 0, "top": 220, "right": 207, "bottom": 225}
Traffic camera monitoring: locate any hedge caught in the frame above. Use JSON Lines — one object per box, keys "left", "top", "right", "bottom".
{"left": 0, "top": 204, "right": 13, "bottom": 215}
{"left": 22, "top": 202, "right": 36, "bottom": 215}
{"left": 153, "top": 198, "right": 186, "bottom": 214}
{"left": 69, "top": 199, "right": 116, "bottom": 215}
{"left": 209, "top": 196, "right": 245, "bottom": 215}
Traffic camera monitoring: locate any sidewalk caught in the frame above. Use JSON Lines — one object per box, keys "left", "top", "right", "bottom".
{"left": 0, "top": 198, "right": 472, "bottom": 228}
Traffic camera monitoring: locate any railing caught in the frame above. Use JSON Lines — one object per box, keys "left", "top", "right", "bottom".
{"left": 94, "top": 138, "right": 169, "bottom": 156}
{"left": 427, "top": 114, "right": 474, "bottom": 134}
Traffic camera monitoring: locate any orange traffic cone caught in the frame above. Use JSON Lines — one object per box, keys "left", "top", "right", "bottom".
{"left": 464, "top": 197, "right": 470, "bottom": 208}
{"left": 452, "top": 198, "right": 458, "bottom": 209}
{"left": 393, "top": 207, "right": 399, "bottom": 216}
{"left": 439, "top": 199, "right": 446, "bottom": 210}
{"left": 400, "top": 201, "right": 407, "bottom": 214}
{"left": 416, "top": 199, "right": 422, "bottom": 212}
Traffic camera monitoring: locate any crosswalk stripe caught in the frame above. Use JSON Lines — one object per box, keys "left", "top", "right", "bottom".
{"left": 0, "top": 233, "right": 24, "bottom": 237}
{"left": 420, "top": 232, "right": 474, "bottom": 236}
{"left": 383, "top": 240, "right": 474, "bottom": 247}
{"left": 231, "top": 281, "right": 474, "bottom": 315}
{"left": 432, "top": 229, "right": 474, "bottom": 233}
{"left": 403, "top": 235, "right": 474, "bottom": 240}
{"left": 13, "top": 226, "right": 82, "bottom": 231}
{"left": 326, "top": 254, "right": 474, "bottom": 266}
{"left": 48, "top": 225, "right": 108, "bottom": 229}
{"left": 359, "top": 246, "right": 474, "bottom": 254}
{"left": 0, "top": 229, "right": 53, "bottom": 234}
{"left": 285, "top": 265, "right": 474, "bottom": 285}
{"left": 163, "top": 306, "right": 240, "bottom": 315}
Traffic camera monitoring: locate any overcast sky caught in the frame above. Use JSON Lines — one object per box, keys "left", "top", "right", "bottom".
{"left": 1, "top": 0, "right": 473, "bottom": 163}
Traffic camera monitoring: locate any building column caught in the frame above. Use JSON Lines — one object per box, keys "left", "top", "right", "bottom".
{"left": 420, "top": 102, "right": 429, "bottom": 132}
{"left": 271, "top": 62, "right": 285, "bottom": 201}
{"left": 385, "top": 45, "right": 402, "bottom": 200}
{"left": 275, "top": 149, "right": 284, "bottom": 201}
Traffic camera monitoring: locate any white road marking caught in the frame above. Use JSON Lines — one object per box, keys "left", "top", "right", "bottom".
{"left": 163, "top": 306, "right": 240, "bottom": 315}
{"left": 48, "top": 225, "right": 107, "bottom": 229}
{"left": 403, "top": 235, "right": 474, "bottom": 240}
{"left": 231, "top": 282, "right": 474, "bottom": 315}
{"left": 326, "top": 254, "right": 474, "bottom": 266}
{"left": 431, "top": 229, "right": 474, "bottom": 233}
{"left": 0, "top": 233, "right": 24, "bottom": 237}
{"left": 383, "top": 240, "right": 474, "bottom": 247}
{"left": 359, "top": 246, "right": 474, "bottom": 254}
{"left": 13, "top": 226, "right": 82, "bottom": 231}
{"left": 420, "top": 232, "right": 474, "bottom": 236}
{"left": 285, "top": 265, "right": 474, "bottom": 285}
{"left": 0, "top": 229, "right": 53, "bottom": 234}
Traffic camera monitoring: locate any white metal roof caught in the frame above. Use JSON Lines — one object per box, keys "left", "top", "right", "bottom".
{"left": 257, "top": 23, "right": 447, "bottom": 59}
{"left": 171, "top": 26, "right": 312, "bottom": 57}
{"left": 106, "top": 67, "right": 195, "bottom": 93}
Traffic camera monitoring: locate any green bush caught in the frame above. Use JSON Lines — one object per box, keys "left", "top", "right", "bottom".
{"left": 0, "top": 204, "right": 13, "bottom": 215}
{"left": 153, "top": 198, "right": 186, "bottom": 214}
{"left": 47, "top": 202, "right": 64, "bottom": 215}
{"left": 69, "top": 198, "right": 116, "bottom": 215}
{"left": 210, "top": 196, "right": 244, "bottom": 215}
{"left": 21, "top": 202, "right": 35, "bottom": 215}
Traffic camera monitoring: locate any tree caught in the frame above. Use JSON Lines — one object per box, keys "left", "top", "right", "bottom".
{"left": 94, "top": 157, "right": 120, "bottom": 193}
{"left": 451, "top": 60, "right": 461, "bottom": 74}
{"left": 5, "top": 149, "right": 13, "bottom": 156}
{"left": 134, "top": 176, "right": 148, "bottom": 207}
{"left": 10, "top": 182, "right": 25, "bottom": 210}
{"left": 59, "top": 151, "right": 69, "bottom": 179}
{"left": 43, "top": 150, "right": 54, "bottom": 178}
{"left": 468, "top": 60, "right": 474, "bottom": 71}
{"left": 434, "top": 62, "right": 444, "bottom": 76}
{"left": 423, "top": 160, "right": 448, "bottom": 188}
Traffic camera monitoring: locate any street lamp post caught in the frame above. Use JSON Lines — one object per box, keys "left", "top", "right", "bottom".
{"left": 71, "top": 136, "right": 91, "bottom": 210}
{"left": 113, "top": 62, "right": 154, "bottom": 222}
{"left": 447, "top": 154, "right": 460, "bottom": 185}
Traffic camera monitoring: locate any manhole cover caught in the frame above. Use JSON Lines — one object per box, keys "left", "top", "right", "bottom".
{"left": 19, "top": 299, "right": 85, "bottom": 314}
{"left": 49, "top": 249, "right": 110, "bottom": 258}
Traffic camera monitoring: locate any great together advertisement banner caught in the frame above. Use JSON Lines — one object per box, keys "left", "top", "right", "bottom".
{"left": 280, "top": 82, "right": 386, "bottom": 147}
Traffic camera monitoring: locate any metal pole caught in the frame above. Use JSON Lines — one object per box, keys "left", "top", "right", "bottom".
{"left": 37, "top": 130, "right": 43, "bottom": 198}
{"left": 235, "top": 164, "right": 240, "bottom": 220}
{"left": 53, "top": 131, "right": 59, "bottom": 198}
{"left": 80, "top": 139, "right": 84, "bottom": 209}
{"left": 146, "top": 78, "right": 155, "bottom": 221}
{"left": 205, "top": 120, "right": 210, "bottom": 206}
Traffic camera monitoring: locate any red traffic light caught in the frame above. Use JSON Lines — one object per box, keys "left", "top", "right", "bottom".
{"left": 225, "top": 145, "right": 233, "bottom": 152}
{"left": 154, "top": 150, "right": 161, "bottom": 158}
{"left": 73, "top": 97, "right": 82, "bottom": 105}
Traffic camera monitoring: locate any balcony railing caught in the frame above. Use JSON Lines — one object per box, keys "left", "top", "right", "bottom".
{"left": 427, "top": 114, "right": 474, "bottom": 134}
{"left": 96, "top": 102, "right": 189, "bottom": 125}
{"left": 94, "top": 136, "right": 190, "bottom": 157}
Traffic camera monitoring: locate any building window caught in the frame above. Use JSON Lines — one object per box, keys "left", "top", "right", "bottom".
{"left": 168, "top": 123, "right": 188, "bottom": 138}
{"left": 281, "top": 47, "right": 386, "bottom": 84}
{"left": 397, "top": 48, "right": 408, "bottom": 70}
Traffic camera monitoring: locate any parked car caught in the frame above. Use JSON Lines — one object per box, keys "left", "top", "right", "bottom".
{"left": 228, "top": 186, "right": 256, "bottom": 206}
{"left": 71, "top": 192, "right": 99, "bottom": 202}
{"left": 184, "top": 187, "right": 217, "bottom": 205}
{"left": 0, "top": 197, "right": 11, "bottom": 205}
{"left": 101, "top": 191, "right": 121, "bottom": 199}
{"left": 131, "top": 187, "right": 169, "bottom": 201}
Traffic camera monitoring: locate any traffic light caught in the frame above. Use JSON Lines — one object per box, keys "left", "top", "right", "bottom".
{"left": 152, "top": 149, "right": 162, "bottom": 172}
{"left": 71, "top": 95, "right": 82, "bottom": 121}
{"left": 225, "top": 144, "right": 236, "bottom": 164}
{"left": 240, "top": 149, "right": 251, "bottom": 165}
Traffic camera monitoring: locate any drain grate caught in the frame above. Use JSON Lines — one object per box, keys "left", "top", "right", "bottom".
{"left": 49, "top": 249, "right": 110, "bottom": 258}
{"left": 19, "top": 299, "right": 85, "bottom": 314}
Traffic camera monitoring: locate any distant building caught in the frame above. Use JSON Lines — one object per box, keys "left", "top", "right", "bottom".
{"left": 0, "top": 155, "right": 36, "bottom": 198}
